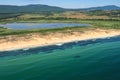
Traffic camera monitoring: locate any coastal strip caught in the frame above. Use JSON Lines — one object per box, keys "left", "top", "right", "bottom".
{"left": 0, "top": 29, "right": 120, "bottom": 51}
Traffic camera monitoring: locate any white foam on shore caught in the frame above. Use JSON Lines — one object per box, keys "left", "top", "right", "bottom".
{"left": 55, "top": 43, "right": 64, "bottom": 46}
{"left": 23, "top": 48, "right": 29, "bottom": 51}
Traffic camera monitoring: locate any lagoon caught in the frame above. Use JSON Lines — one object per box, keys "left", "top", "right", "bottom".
{"left": 2, "top": 23, "right": 90, "bottom": 30}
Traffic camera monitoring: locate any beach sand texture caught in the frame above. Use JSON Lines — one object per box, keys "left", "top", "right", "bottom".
{"left": 0, "top": 29, "right": 120, "bottom": 51}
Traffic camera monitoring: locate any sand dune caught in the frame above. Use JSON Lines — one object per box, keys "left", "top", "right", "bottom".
{"left": 0, "top": 29, "right": 120, "bottom": 51}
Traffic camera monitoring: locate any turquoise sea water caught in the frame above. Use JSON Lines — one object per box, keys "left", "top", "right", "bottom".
{"left": 0, "top": 36, "right": 120, "bottom": 80}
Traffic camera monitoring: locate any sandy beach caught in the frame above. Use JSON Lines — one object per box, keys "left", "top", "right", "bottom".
{"left": 0, "top": 28, "right": 120, "bottom": 51}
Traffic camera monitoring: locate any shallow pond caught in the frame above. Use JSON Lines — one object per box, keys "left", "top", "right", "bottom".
{"left": 2, "top": 23, "right": 90, "bottom": 30}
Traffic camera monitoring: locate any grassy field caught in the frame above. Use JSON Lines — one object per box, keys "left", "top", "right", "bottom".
{"left": 1, "top": 11, "right": 120, "bottom": 21}
{"left": 0, "top": 26, "right": 89, "bottom": 36}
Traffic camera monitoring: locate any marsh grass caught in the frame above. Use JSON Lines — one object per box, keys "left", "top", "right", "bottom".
{"left": 0, "top": 26, "right": 90, "bottom": 36}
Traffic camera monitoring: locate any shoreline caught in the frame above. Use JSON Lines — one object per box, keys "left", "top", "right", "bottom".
{"left": 0, "top": 29, "right": 120, "bottom": 51}
{"left": 0, "top": 35, "right": 120, "bottom": 52}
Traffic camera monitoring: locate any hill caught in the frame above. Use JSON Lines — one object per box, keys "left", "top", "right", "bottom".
{"left": 0, "top": 5, "right": 120, "bottom": 13}
{"left": 0, "top": 4, "right": 65, "bottom": 13}
{"left": 81, "top": 5, "right": 120, "bottom": 11}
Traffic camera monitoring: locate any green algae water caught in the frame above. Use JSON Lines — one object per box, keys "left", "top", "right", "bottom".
{"left": 0, "top": 36, "right": 120, "bottom": 80}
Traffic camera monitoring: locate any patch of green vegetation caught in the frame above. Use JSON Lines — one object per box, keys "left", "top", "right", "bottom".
{"left": 86, "top": 10, "right": 120, "bottom": 18}
{"left": 0, "top": 26, "right": 89, "bottom": 36}
{"left": 77, "top": 20, "right": 120, "bottom": 29}
{"left": 1, "top": 10, "right": 119, "bottom": 21}
{"left": 0, "top": 13, "right": 22, "bottom": 20}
